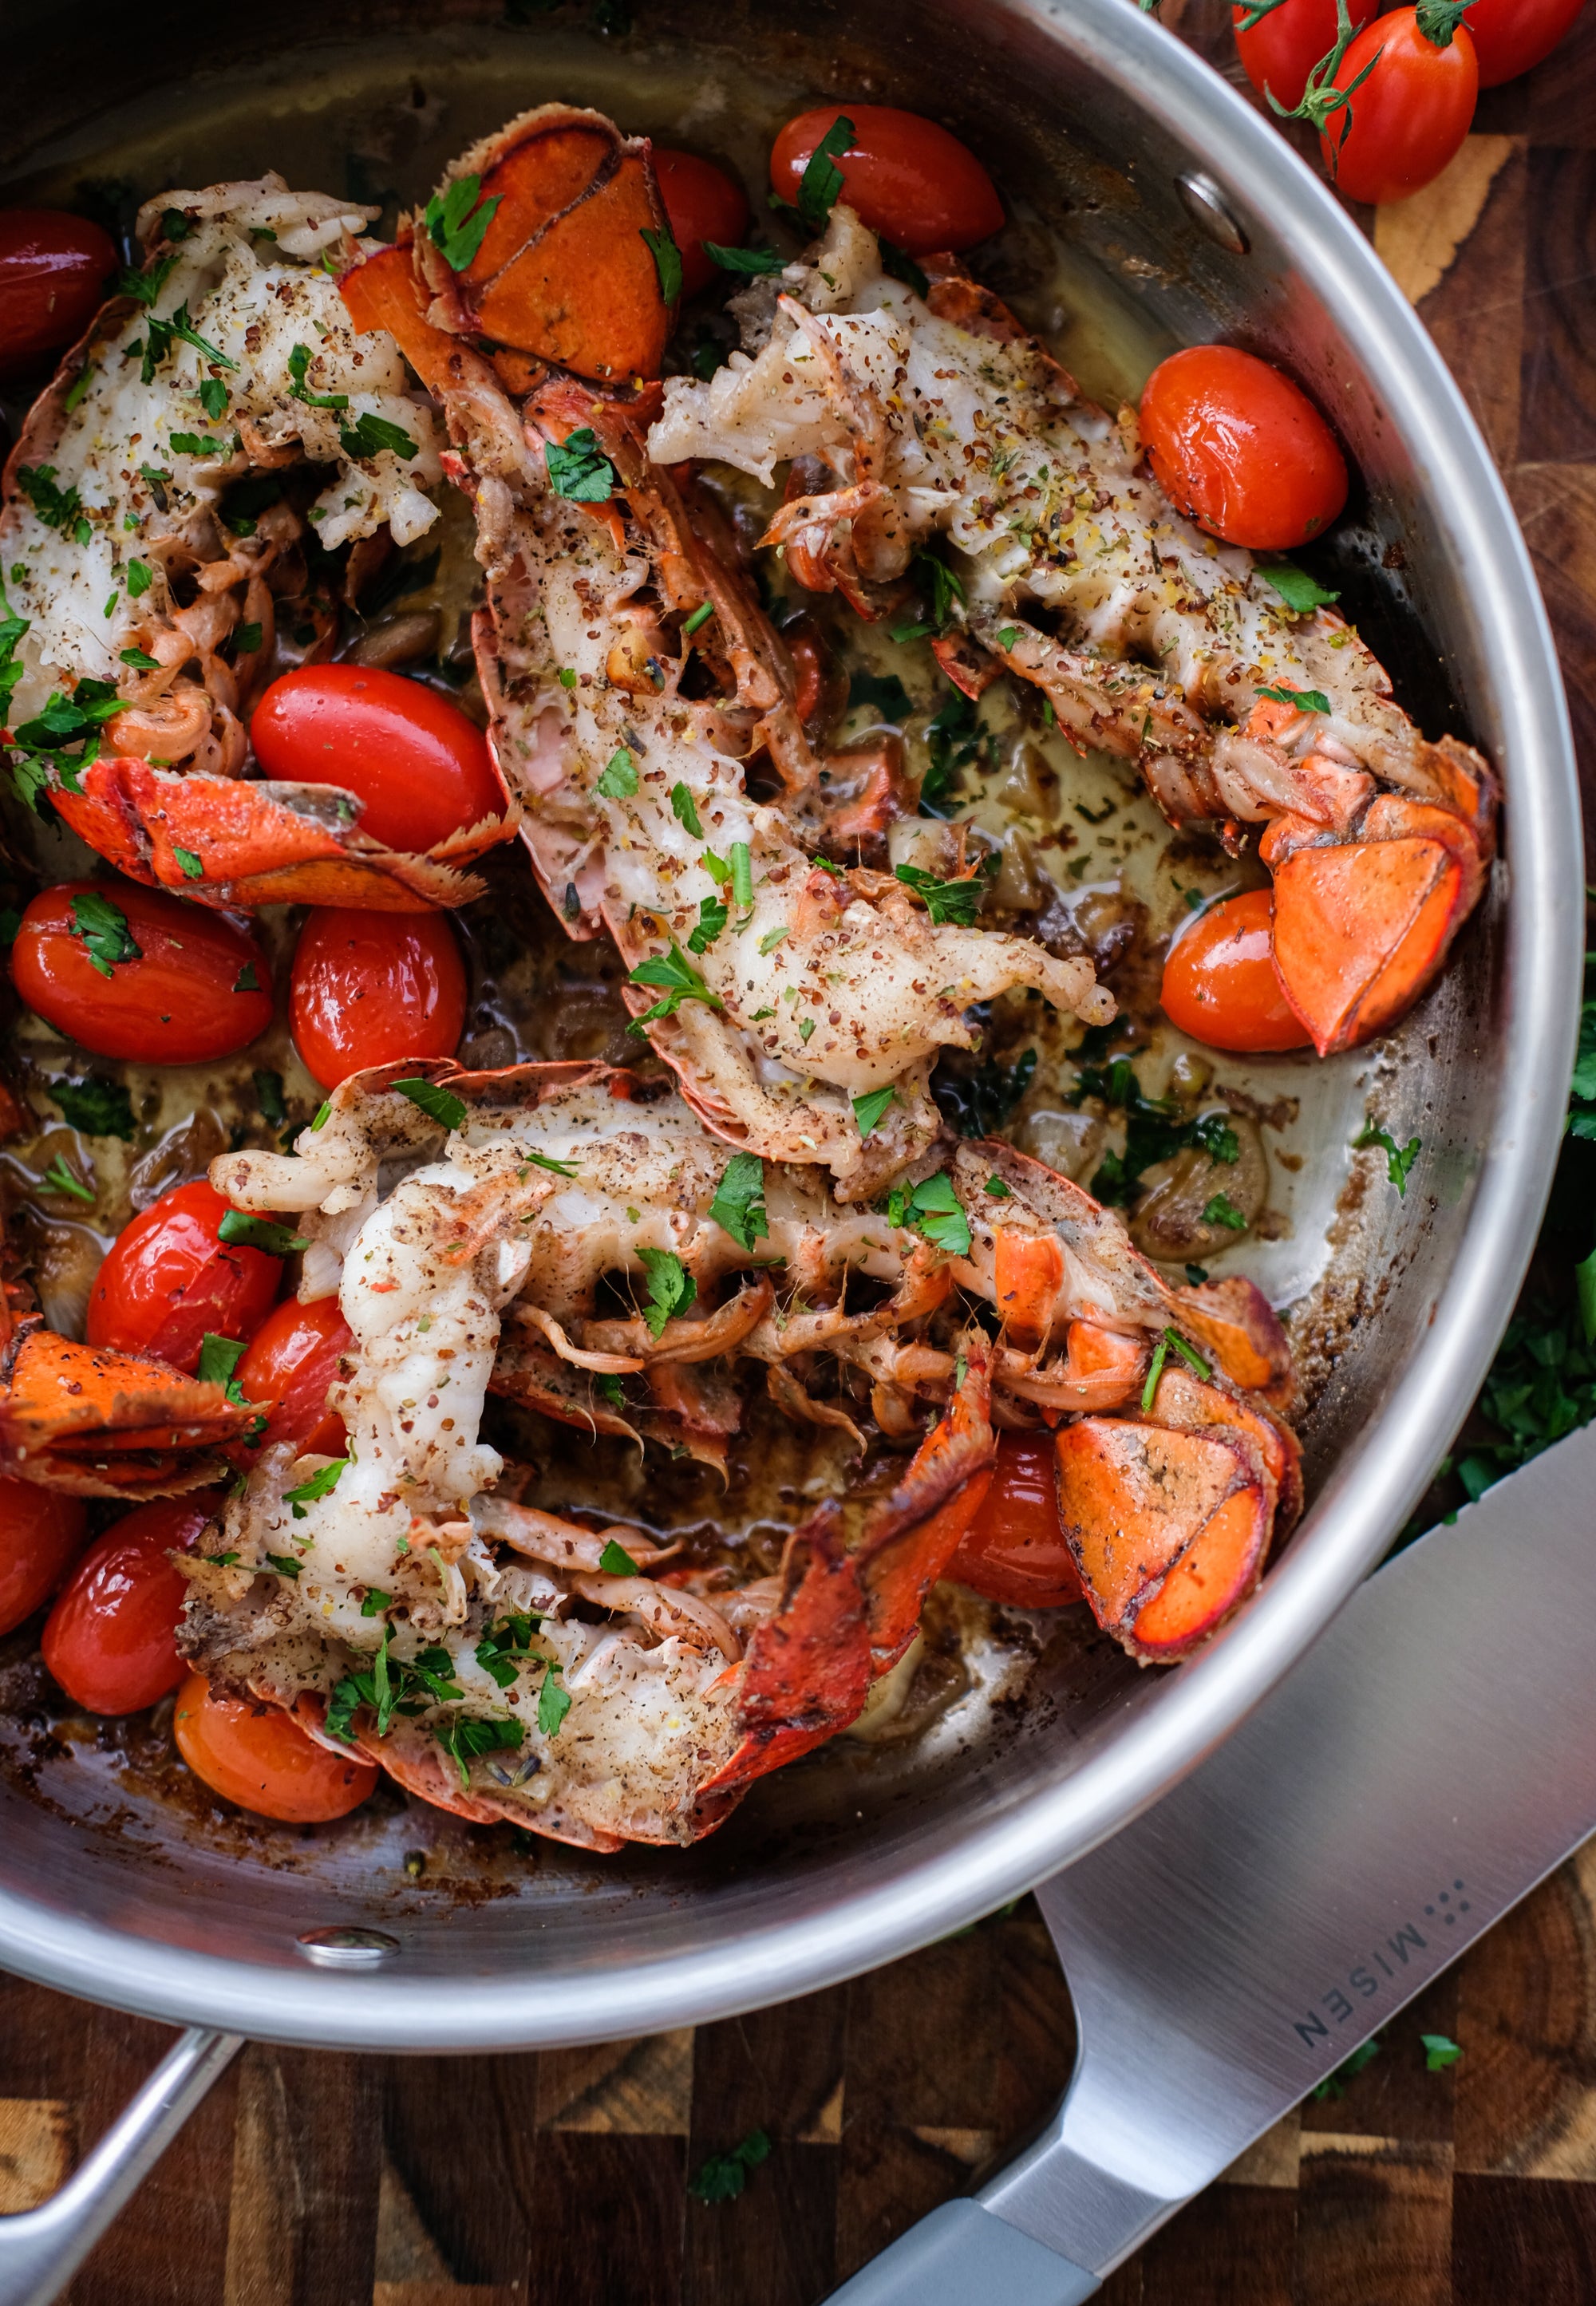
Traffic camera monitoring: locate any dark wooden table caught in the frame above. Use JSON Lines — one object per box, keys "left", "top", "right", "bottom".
{"left": 4, "top": 7, "right": 1596, "bottom": 2301}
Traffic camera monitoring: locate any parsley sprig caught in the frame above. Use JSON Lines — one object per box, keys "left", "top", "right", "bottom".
{"left": 883, "top": 1171, "right": 971, "bottom": 1258}
{"left": 423, "top": 172, "right": 501, "bottom": 271}
{"left": 545, "top": 428, "right": 617, "bottom": 503}
{"left": 68, "top": 890, "right": 140, "bottom": 978}
{"left": 709, "top": 1153, "right": 768, "bottom": 1252}
{"left": 628, "top": 942, "right": 723, "bottom": 1028}
{"left": 637, "top": 1246, "right": 697, "bottom": 1338}
{"left": 797, "top": 115, "right": 855, "bottom": 231}
{"left": 894, "top": 859, "right": 994, "bottom": 928}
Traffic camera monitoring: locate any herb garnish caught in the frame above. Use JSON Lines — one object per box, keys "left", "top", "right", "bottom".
{"left": 596, "top": 747, "right": 638, "bottom": 798}
{"left": 286, "top": 342, "right": 348, "bottom": 412}
{"left": 933, "top": 1047, "right": 1037, "bottom": 1139}
{"left": 476, "top": 1611, "right": 543, "bottom": 1689}
{"left": 797, "top": 115, "right": 855, "bottom": 231}
{"left": 628, "top": 942, "right": 723, "bottom": 1028}
{"left": 884, "top": 1171, "right": 971, "bottom": 1258}
{"left": 702, "top": 241, "right": 785, "bottom": 276}
{"left": 282, "top": 1459, "right": 348, "bottom": 1518}
{"left": 640, "top": 223, "right": 682, "bottom": 304}
{"left": 217, "top": 1210, "right": 310, "bottom": 1257}
{"left": 49, "top": 1076, "right": 134, "bottom": 1139}
{"left": 686, "top": 894, "right": 729, "bottom": 954}
{"left": 709, "top": 1152, "right": 768, "bottom": 1252}
{"left": 670, "top": 781, "right": 703, "bottom": 835}
{"left": 853, "top": 1086, "right": 898, "bottom": 1139}
{"left": 1257, "top": 683, "right": 1331, "bottom": 715}
{"left": 423, "top": 172, "right": 501, "bottom": 271}
{"left": 37, "top": 1154, "right": 93, "bottom": 1202}
{"left": 689, "top": 2128, "right": 772, "bottom": 2205}
{"left": 598, "top": 1538, "right": 641, "bottom": 1575}
{"left": 68, "top": 890, "right": 140, "bottom": 978}
{"left": 894, "top": 859, "right": 991, "bottom": 927}
{"left": 1262, "top": 563, "right": 1340, "bottom": 614}
{"left": 1356, "top": 1119, "right": 1421, "bottom": 1196}
{"left": 394, "top": 1078, "right": 468, "bottom": 1132}
{"left": 637, "top": 1246, "right": 697, "bottom": 1338}
{"left": 544, "top": 428, "right": 617, "bottom": 502}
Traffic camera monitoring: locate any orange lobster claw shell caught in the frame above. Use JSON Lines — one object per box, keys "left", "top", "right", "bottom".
{"left": 424, "top": 105, "right": 674, "bottom": 381}
{"left": 0, "top": 1325, "right": 261, "bottom": 1495}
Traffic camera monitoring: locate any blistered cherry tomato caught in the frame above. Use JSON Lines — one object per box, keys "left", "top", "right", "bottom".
{"left": 173, "top": 1670, "right": 379, "bottom": 1822}
{"left": 1233, "top": 0, "right": 1381, "bottom": 109}
{"left": 0, "top": 209, "right": 117, "bottom": 377}
{"left": 289, "top": 906, "right": 467, "bottom": 1090}
{"left": 1161, "top": 889, "right": 1313, "bottom": 1052}
{"left": 0, "top": 1478, "right": 89, "bottom": 1637}
{"left": 1464, "top": 0, "right": 1585, "bottom": 85}
{"left": 1140, "top": 345, "right": 1349, "bottom": 551}
{"left": 770, "top": 105, "right": 1004, "bottom": 255}
{"left": 653, "top": 148, "right": 751, "bottom": 299}
{"left": 86, "top": 1180, "right": 282, "bottom": 1372}
{"left": 41, "top": 1492, "right": 221, "bottom": 1714}
{"left": 10, "top": 880, "right": 273, "bottom": 1064}
{"left": 235, "top": 1296, "right": 353, "bottom": 1459}
{"left": 947, "top": 1433, "right": 1084, "bottom": 1608}
{"left": 251, "top": 665, "right": 504, "bottom": 855}
{"left": 1318, "top": 11, "right": 1479, "bottom": 207}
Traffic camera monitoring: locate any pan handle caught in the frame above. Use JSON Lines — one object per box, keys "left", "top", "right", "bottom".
{"left": 819, "top": 2198, "right": 1100, "bottom": 2304}
{"left": 0, "top": 2026, "right": 243, "bottom": 2306}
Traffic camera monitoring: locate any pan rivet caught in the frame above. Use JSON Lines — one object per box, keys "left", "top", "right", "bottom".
{"left": 296, "top": 1925, "right": 401, "bottom": 1966}
{"left": 1175, "top": 172, "right": 1250, "bottom": 257}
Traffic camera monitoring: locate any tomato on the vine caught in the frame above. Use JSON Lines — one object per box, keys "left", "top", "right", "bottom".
{"left": 947, "top": 1433, "right": 1084, "bottom": 1608}
{"left": 0, "top": 1478, "right": 88, "bottom": 1637}
{"left": 235, "top": 1296, "right": 354, "bottom": 1459}
{"left": 1161, "top": 890, "right": 1314, "bottom": 1052}
{"left": 174, "top": 1672, "right": 378, "bottom": 1821}
{"left": 251, "top": 665, "right": 504, "bottom": 855}
{"left": 1314, "top": 6, "right": 1479, "bottom": 207}
{"left": 1233, "top": 0, "right": 1381, "bottom": 109}
{"left": 1462, "top": 0, "right": 1586, "bottom": 84}
{"left": 653, "top": 149, "right": 750, "bottom": 298}
{"left": 770, "top": 105, "right": 1004, "bottom": 255}
{"left": 0, "top": 209, "right": 117, "bottom": 377}
{"left": 10, "top": 881, "right": 273, "bottom": 1064}
{"left": 41, "top": 1492, "right": 221, "bottom": 1716}
{"left": 289, "top": 907, "right": 467, "bottom": 1089}
{"left": 1140, "top": 344, "right": 1348, "bottom": 551}
{"left": 86, "top": 1179, "right": 282, "bottom": 1372}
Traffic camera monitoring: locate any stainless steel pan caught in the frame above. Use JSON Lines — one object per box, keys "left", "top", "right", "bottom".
{"left": 0, "top": 0, "right": 1580, "bottom": 2279}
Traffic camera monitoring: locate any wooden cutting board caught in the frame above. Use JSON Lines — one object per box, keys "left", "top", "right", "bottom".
{"left": 3, "top": 6, "right": 1594, "bottom": 2300}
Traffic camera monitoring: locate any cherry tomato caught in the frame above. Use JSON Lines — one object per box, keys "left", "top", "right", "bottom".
{"left": 235, "top": 1296, "right": 353, "bottom": 1459}
{"left": 1463, "top": 0, "right": 1586, "bottom": 85}
{"left": 770, "top": 105, "right": 1004, "bottom": 255}
{"left": 251, "top": 665, "right": 504, "bottom": 855}
{"left": 0, "top": 1478, "right": 89, "bottom": 1637}
{"left": 289, "top": 907, "right": 466, "bottom": 1089}
{"left": 1318, "top": 11, "right": 1479, "bottom": 207}
{"left": 173, "top": 1670, "right": 379, "bottom": 1822}
{"left": 1233, "top": 0, "right": 1381, "bottom": 109}
{"left": 653, "top": 148, "right": 750, "bottom": 300}
{"left": 0, "top": 209, "right": 118, "bottom": 378}
{"left": 1161, "top": 890, "right": 1314, "bottom": 1053}
{"left": 10, "top": 880, "right": 273, "bottom": 1064}
{"left": 41, "top": 1493, "right": 221, "bottom": 1715}
{"left": 1140, "top": 345, "right": 1349, "bottom": 551}
{"left": 947, "top": 1433, "right": 1084, "bottom": 1608}
{"left": 86, "top": 1180, "right": 282, "bottom": 1372}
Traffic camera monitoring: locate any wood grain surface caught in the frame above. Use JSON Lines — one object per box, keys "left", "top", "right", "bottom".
{"left": 4, "top": 4, "right": 1595, "bottom": 2300}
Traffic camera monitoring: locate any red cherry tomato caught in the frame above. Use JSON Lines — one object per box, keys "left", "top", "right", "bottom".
{"left": 0, "top": 209, "right": 118, "bottom": 378}
{"left": 1463, "top": 0, "right": 1586, "bottom": 85}
{"left": 42, "top": 1493, "right": 222, "bottom": 1715}
{"left": 173, "top": 1671, "right": 378, "bottom": 1822}
{"left": 235, "top": 1296, "right": 354, "bottom": 1459}
{"left": 1161, "top": 889, "right": 1313, "bottom": 1052}
{"left": 289, "top": 907, "right": 467, "bottom": 1090}
{"left": 10, "top": 880, "right": 273, "bottom": 1064}
{"left": 0, "top": 1478, "right": 89, "bottom": 1637}
{"left": 1140, "top": 345, "right": 1349, "bottom": 551}
{"left": 653, "top": 148, "right": 750, "bottom": 300}
{"left": 1233, "top": 0, "right": 1381, "bottom": 109}
{"left": 86, "top": 1180, "right": 282, "bottom": 1373}
{"left": 770, "top": 105, "right": 1004, "bottom": 255}
{"left": 1318, "top": 12, "right": 1479, "bottom": 207}
{"left": 947, "top": 1433, "right": 1084, "bottom": 1608}
{"left": 251, "top": 665, "right": 504, "bottom": 855}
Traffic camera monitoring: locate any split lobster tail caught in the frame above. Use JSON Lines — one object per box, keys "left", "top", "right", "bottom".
{"left": 0, "top": 1321, "right": 263, "bottom": 1496}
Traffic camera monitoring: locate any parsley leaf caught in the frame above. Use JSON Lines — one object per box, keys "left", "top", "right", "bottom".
{"left": 689, "top": 2128, "right": 771, "bottom": 2205}
{"left": 282, "top": 1459, "right": 349, "bottom": 1518}
{"left": 17, "top": 465, "right": 84, "bottom": 535}
{"left": 1421, "top": 2033, "right": 1462, "bottom": 2071}
{"left": 628, "top": 942, "right": 723, "bottom": 1026}
{"left": 196, "top": 376, "right": 229, "bottom": 420}
{"left": 69, "top": 891, "right": 140, "bottom": 978}
{"left": 1262, "top": 563, "right": 1341, "bottom": 615}
{"left": 1356, "top": 1120, "right": 1422, "bottom": 1195}
{"left": 434, "top": 1710, "right": 525, "bottom": 1788}
{"left": 538, "top": 1664, "right": 572, "bottom": 1735}
{"left": 120, "top": 646, "right": 161, "bottom": 671}
{"left": 49, "top": 1076, "right": 134, "bottom": 1139}
{"left": 117, "top": 253, "right": 180, "bottom": 307}
{"left": 709, "top": 1152, "right": 768, "bottom": 1252}
{"left": 1201, "top": 1192, "right": 1249, "bottom": 1231}
{"left": 641, "top": 223, "right": 682, "bottom": 304}
{"left": 217, "top": 1209, "right": 310, "bottom": 1256}
{"left": 168, "top": 429, "right": 222, "bottom": 457}
{"left": 286, "top": 341, "right": 349, "bottom": 412}
{"left": 1257, "top": 683, "right": 1331, "bottom": 715}
{"left": 920, "top": 687, "right": 994, "bottom": 816}
{"left": 598, "top": 1538, "right": 641, "bottom": 1575}
{"left": 702, "top": 241, "right": 785, "bottom": 275}
{"left": 797, "top": 114, "right": 855, "bottom": 230}
{"left": 596, "top": 747, "right": 638, "bottom": 798}
{"left": 1312, "top": 2036, "right": 1382, "bottom": 2101}
{"left": 476, "top": 1611, "right": 543, "bottom": 1689}
{"left": 1191, "top": 1112, "right": 1240, "bottom": 1165}
{"left": 637, "top": 1246, "right": 697, "bottom": 1338}
{"left": 266, "top": 1552, "right": 304, "bottom": 1580}
{"left": 423, "top": 172, "right": 502, "bottom": 272}
{"left": 984, "top": 1175, "right": 1011, "bottom": 1198}
{"left": 518, "top": 1150, "right": 580, "bottom": 1178}
{"left": 853, "top": 1086, "right": 898, "bottom": 1139}
{"left": 887, "top": 1170, "right": 970, "bottom": 1258}
{"left": 686, "top": 894, "right": 729, "bottom": 954}
{"left": 670, "top": 781, "right": 704, "bottom": 835}
{"left": 394, "top": 1078, "right": 468, "bottom": 1131}
{"left": 544, "top": 428, "right": 616, "bottom": 503}
{"left": 173, "top": 847, "right": 204, "bottom": 880}
{"left": 197, "top": 1331, "right": 250, "bottom": 1401}
{"left": 894, "top": 861, "right": 988, "bottom": 927}
{"left": 340, "top": 411, "right": 417, "bottom": 463}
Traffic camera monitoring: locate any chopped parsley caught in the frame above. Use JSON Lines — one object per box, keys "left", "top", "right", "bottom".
{"left": 1422, "top": 2033, "right": 1462, "bottom": 2071}
{"left": 1071, "top": 1056, "right": 1240, "bottom": 1209}
{"left": 894, "top": 860, "right": 990, "bottom": 927}
{"left": 701, "top": 241, "right": 785, "bottom": 275}
{"left": 282, "top": 1459, "right": 348, "bottom": 1518}
{"left": 628, "top": 942, "right": 723, "bottom": 1027}
{"left": 476, "top": 1611, "right": 543, "bottom": 1689}
{"left": 173, "top": 847, "right": 204, "bottom": 880}
{"left": 340, "top": 410, "right": 417, "bottom": 463}
{"left": 985, "top": 1175, "right": 1012, "bottom": 1198}
{"left": 126, "top": 558, "right": 153, "bottom": 598}
{"left": 641, "top": 223, "right": 682, "bottom": 304}
{"left": 879, "top": 240, "right": 930, "bottom": 298}
{"left": 1356, "top": 1120, "right": 1422, "bottom": 1196}
{"left": 595, "top": 747, "right": 638, "bottom": 798}
{"left": 1312, "top": 2036, "right": 1382, "bottom": 2102}
{"left": 68, "top": 890, "right": 140, "bottom": 978}
{"left": 670, "top": 781, "right": 703, "bottom": 835}
{"left": 708, "top": 1152, "right": 768, "bottom": 1252}
{"left": 637, "top": 1246, "right": 697, "bottom": 1338}
{"left": 197, "top": 1333, "right": 252, "bottom": 1415}
{"left": 17, "top": 464, "right": 85, "bottom": 535}
{"left": 120, "top": 646, "right": 161, "bottom": 671}
{"left": 933, "top": 1046, "right": 1036, "bottom": 1139}
{"left": 423, "top": 172, "right": 501, "bottom": 271}
{"left": 797, "top": 114, "right": 855, "bottom": 231}
{"left": 266, "top": 1553, "right": 304, "bottom": 1580}
{"left": 1201, "top": 1192, "right": 1249, "bottom": 1231}
{"left": 1256, "top": 683, "right": 1331, "bottom": 715}
{"left": 518, "top": 1150, "right": 580, "bottom": 1178}
{"left": 168, "top": 430, "right": 222, "bottom": 457}
{"left": 1262, "top": 562, "right": 1340, "bottom": 615}
{"left": 361, "top": 1589, "right": 393, "bottom": 1617}
{"left": 394, "top": 1078, "right": 468, "bottom": 1131}
{"left": 885, "top": 1171, "right": 970, "bottom": 1258}
{"left": 544, "top": 427, "right": 616, "bottom": 503}
{"left": 689, "top": 2128, "right": 772, "bottom": 2205}
{"left": 921, "top": 688, "right": 994, "bottom": 815}
{"left": 196, "top": 376, "right": 229, "bottom": 420}
{"left": 686, "top": 894, "right": 728, "bottom": 954}
{"left": 217, "top": 1210, "right": 310, "bottom": 1256}
{"left": 286, "top": 341, "right": 349, "bottom": 412}
{"left": 49, "top": 1076, "right": 134, "bottom": 1139}
{"left": 598, "top": 1538, "right": 641, "bottom": 1575}
{"left": 852, "top": 1086, "right": 898, "bottom": 1139}
{"left": 538, "top": 1663, "right": 572, "bottom": 1736}
{"left": 252, "top": 1070, "right": 287, "bottom": 1127}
